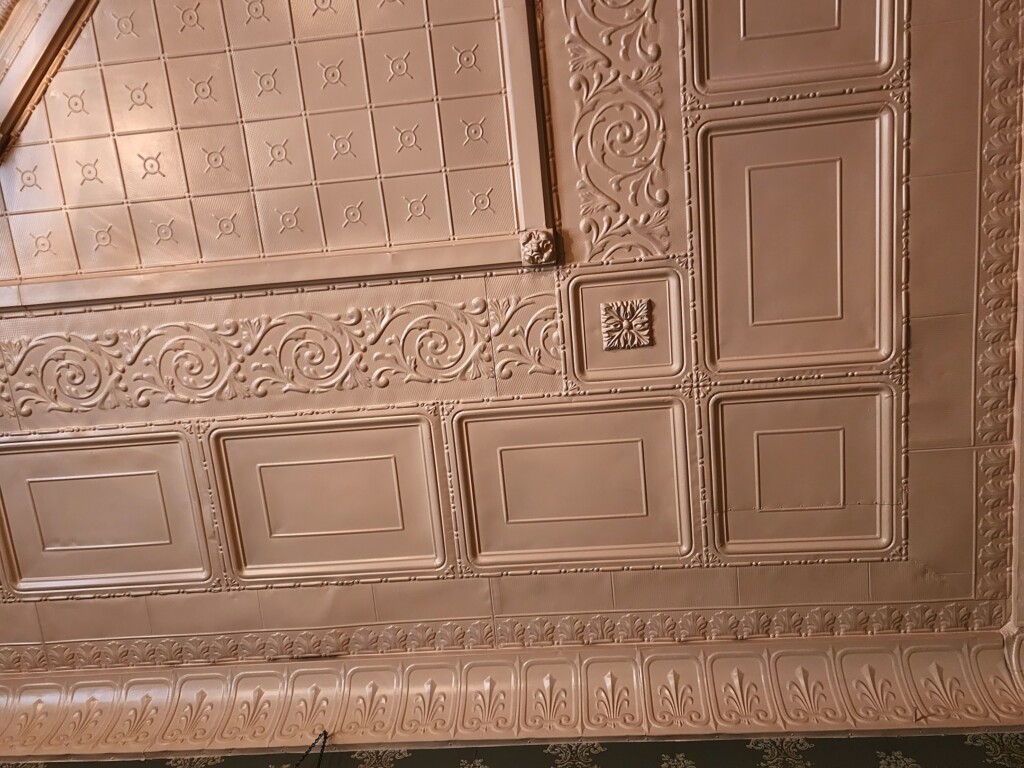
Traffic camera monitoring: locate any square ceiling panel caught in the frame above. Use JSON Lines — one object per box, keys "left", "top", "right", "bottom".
{"left": 0, "top": 0, "right": 551, "bottom": 304}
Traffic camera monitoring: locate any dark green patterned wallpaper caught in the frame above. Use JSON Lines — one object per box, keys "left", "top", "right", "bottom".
{"left": 7, "top": 734, "right": 1024, "bottom": 768}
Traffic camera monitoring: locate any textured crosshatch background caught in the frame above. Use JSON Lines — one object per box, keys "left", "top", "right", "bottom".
{"left": 0, "top": 0, "right": 540, "bottom": 278}
{"left": 0, "top": 0, "right": 1020, "bottom": 757}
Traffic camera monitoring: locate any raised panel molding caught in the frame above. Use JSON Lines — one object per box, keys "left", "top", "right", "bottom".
{"left": 709, "top": 384, "right": 898, "bottom": 558}
{"left": 210, "top": 413, "right": 447, "bottom": 580}
{"left": 698, "top": 99, "right": 899, "bottom": 371}
{"left": 0, "top": 433, "right": 210, "bottom": 592}
{"left": 0, "top": 635, "right": 1020, "bottom": 757}
{"left": 452, "top": 397, "right": 694, "bottom": 570}
{"left": 692, "top": 0, "right": 897, "bottom": 94}
{"left": 566, "top": 265, "right": 686, "bottom": 383}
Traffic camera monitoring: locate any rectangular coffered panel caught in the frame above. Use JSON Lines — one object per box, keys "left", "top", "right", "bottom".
{"left": 453, "top": 398, "right": 693, "bottom": 569}
{"left": 710, "top": 384, "right": 897, "bottom": 557}
{"left": 0, "top": 433, "right": 209, "bottom": 591}
{"left": 692, "top": 0, "right": 896, "bottom": 94}
{"left": 211, "top": 413, "right": 446, "bottom": 580}
{"left": 699, "top": 100, "right": 898, "bottom": 370}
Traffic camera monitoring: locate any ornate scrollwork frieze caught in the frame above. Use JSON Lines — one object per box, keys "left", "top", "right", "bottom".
{"left": 562, "top": 0, "right": 670, "bottom": 262}
{"left": 0, "top": 296, "right": 561, "bottom": 417}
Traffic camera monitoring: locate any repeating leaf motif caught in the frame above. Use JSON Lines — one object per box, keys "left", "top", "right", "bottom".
{"left": 975, "top": 0, "right": 1024, "bottom": 446}
{"left": 528, "top": 673, "right": 572, "bottom": 730}
{"left": 465, "top": 676, "right": 510, "bottom": 732}
{"left": 851, "top": 665, "right": 912, "bottom": 722}
{"left": 2, "top": 298, "right": 561, "bottom": 415}
{"left": 719, "top": 669, "right": 773, "bottom": 727}
{"left": 562, "top": 0, "right": 669, "bottom": 261}
{"left": 591, "top": 671, "right": 637, "bottom": 728}
{"left": 343, "top": 681, "right": 389, "bottom": 736}
{"left": 783, "top": 666, "right": 843, "bottom": 725}
{"left": 919, "top": 663, "right": 984, "bottom": 720}
{"left": 163, "top": 690, "right": 214, "bottom": 743}
{"left": 405, "top": 679, "right": 448, "bottom": 734}
{"left": 106, "top": 693, "right": 159, "bottom": 744}
{"left": 279, "top": 684, "right": 330, "bottom": 739}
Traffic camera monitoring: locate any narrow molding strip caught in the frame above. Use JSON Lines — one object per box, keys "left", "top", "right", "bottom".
{"left": 0, "top": 601, "right": 1007, "bottom": 673}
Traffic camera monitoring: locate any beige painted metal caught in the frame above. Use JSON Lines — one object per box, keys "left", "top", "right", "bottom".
{"left": 0, "top": 0, "right": 1019, "bottom": 760}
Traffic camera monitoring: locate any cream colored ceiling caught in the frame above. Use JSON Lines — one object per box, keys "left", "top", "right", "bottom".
{"left": 0, "top": 0, "right": 547, "bottom": 290}
{"left": 0, "top": 0, "right": 1021, "bottom": 759}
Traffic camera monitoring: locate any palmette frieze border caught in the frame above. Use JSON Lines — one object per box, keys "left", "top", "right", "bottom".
{"left": 975, "top": 0, "right": 1023, "bottom": 448}
{"left": 977, "top": 446, "right": 1014, "bottom": 599}
{"left": 0, "top": 633, "right": 1021, "bottom": 756}
{"left": 0, "top": 601, "right": 1006, "bottom": 674}
{"left": 969, "top": 0, "right": 1024, "bottom": 603}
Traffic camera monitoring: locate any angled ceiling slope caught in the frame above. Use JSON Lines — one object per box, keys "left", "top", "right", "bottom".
{"left": 0, "top": 0, "right": 96, "bottom": 158}
{"left": 0, "top": 0, "right": 1021, "bottom": 762}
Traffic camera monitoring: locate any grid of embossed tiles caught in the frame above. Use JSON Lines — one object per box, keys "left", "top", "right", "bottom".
{"left": 0, "top": 0, "right": 519, "bottom": 279}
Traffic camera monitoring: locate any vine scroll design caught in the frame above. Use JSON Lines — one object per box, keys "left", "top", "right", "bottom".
{"left": 0, "top": 296, "right": 560, "bottom": 416}
{"left": 563, "top": 0, "right": 669, "bottom": 262}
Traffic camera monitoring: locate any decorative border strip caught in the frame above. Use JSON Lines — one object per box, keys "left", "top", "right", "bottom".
{"left": 563, "top": 0, "right": 670, "bottom": 262}
{"left": 0, "top": 295, "right": 560, "bottom": 418}
{"left": 971, "top": 0, "right": 1023, "bottom": 602}
{"left": 0, "top": 633, "right": 1021, "bottom": 758}
{"left": 975, "top": 0, "right": 1023, "bottom": 447}
{"left": 977, "top": 447, "right": 1014, "bottom": 599}
{"left": 0, "top": 601, "right": 1004, "bottom": 674}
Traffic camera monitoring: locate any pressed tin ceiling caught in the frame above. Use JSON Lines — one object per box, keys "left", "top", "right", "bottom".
{"left": 0, "top": 0, "right": 1020, "bottom": 761}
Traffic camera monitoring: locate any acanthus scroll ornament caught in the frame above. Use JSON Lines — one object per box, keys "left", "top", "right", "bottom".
{"left": 563, "top": 0, "right": 669, "bottom": 262}
{"left": 0, "top": 298, "right": 562, "bottom": 415}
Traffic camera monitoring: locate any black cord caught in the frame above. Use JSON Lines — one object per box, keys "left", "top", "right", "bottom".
{"left": 293, "top": 729, "right": 329, "bottom": 767}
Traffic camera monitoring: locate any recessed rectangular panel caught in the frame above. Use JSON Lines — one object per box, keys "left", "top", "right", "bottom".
{"left": 710, "top": 385, "right": 895, "bottom": 557}
{"left": 259, "top": 457, "right": 403, "bottom": 537}
{"left": 499, "top": 440, "right": 648, "bottom": 523}
{"left": 702, "top": 104, "right": 894, "bottom": 369}
{"left": 30, "top": 472, "right": 171, "bottom": 550}
{"left": 696, "top": 0, "right": 894, "bottom": 92}
{"left": 747, "top": 159, "right": 841, "bottom": 325}
{"left": 741, "top": 0, "right": 840, "bottom": 39}
{"left": 211, "top": 415, "right": 444, "bottom": 579}
{"left": 454, "top": 398, "right": 691, "bottom": 569}
{"left": 0, "top": 435, "right": 208, "bottom": 591}
{"left": 755, "top": 428, "right": 845, "bottom": 510}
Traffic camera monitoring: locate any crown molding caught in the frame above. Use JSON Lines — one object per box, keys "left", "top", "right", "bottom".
{"left": 1, "top": 633, "right": 1023, "bottom": 759}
